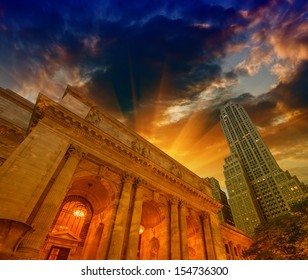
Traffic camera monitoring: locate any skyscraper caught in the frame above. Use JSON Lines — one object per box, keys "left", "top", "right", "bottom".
{"left": 206, "top": 177, "right": 235, "bottom": 227}
{"left": 220, "top": 102, "right": 306, "bottom": 235}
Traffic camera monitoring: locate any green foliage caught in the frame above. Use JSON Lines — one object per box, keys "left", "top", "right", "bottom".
{"left": 244, "top": 198, "right": 308, "bottom": 260}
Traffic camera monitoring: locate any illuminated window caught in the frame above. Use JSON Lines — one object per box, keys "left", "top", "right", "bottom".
{"left": 52, "top": 199, "right": 91, "bottom": 238}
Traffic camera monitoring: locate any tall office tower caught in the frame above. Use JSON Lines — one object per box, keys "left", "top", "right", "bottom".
{"left": 206, "top": 177, "right": 235, "bottom": 227}
{"left": 220, "top": 102, "right": 306, "bottom": 234}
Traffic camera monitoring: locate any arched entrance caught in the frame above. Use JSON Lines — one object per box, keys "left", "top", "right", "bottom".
{"left": 138, "top": 201, "right": 166, "bottom": 259}
{"left": 45, "top": 196, "right": 93, "bottom": 260}
{"left": 186, "top": 216, "right": 204, "bottom": 259}
{"left": 41, "top": 175, "right": 116, "bottom": 260}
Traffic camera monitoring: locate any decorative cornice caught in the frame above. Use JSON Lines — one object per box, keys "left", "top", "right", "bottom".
{"left": 0, "top": 122, "right": 26, "bottom": 142}
{"left": 32, "top": 94, "right": 220, "bottom": 211}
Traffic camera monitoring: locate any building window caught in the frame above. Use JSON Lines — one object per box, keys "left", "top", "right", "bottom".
{"left": 51, "top": 197, "right": 92, "bottom": 240}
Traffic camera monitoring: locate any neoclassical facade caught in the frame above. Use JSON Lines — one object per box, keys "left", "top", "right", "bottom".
{"left": 0, "top": 86, "right": 252, "bottom": 260}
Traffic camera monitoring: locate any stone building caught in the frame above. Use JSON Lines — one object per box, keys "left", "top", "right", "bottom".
{"left": 0, "top": 86, "right": 252, "bottom": 260}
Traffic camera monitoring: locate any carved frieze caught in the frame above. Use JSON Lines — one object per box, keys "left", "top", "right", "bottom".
{"left": 170, "top": 163, "right": 183, "bottom": 179}
{"left": 131, "top": 138, "right": 151, "bottom": 158}
{"left": 85, "top": 107, "right": 103, "bottom": 126}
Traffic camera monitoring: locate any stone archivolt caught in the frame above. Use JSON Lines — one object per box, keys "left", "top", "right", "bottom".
{"left": 0, "top": 86, "right": 252, "bottom": 260}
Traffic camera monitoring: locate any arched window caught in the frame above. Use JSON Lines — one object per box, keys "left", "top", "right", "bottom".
{"left": 45, "top": 196, "right": 92, "bottom": 260}
{"left": 52, "top": 196, "right": 92, "bottom": 239}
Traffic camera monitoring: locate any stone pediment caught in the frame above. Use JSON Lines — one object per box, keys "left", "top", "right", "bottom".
{"left": 49, "top": 231, "right": 82, "bottom": 242}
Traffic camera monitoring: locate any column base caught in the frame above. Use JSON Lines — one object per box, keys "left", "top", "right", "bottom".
{"left": 0, "top": 219, "right": 33, "bottom": 260}
{"left": 13, "top": 246, "right": 40, "bottom": 260}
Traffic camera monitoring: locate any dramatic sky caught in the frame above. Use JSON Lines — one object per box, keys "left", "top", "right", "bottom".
{"left": 1, "top": 0, "right": 307, "bottom": 189}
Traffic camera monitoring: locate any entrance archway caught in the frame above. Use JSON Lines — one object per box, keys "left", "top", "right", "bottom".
{"left": 139, "top": 201, "right": 165, "bottom": 259}
{"left": 45, "top": 196, "right": 93, "bottom": 260}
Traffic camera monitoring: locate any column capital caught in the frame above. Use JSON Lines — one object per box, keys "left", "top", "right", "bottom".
{"left": 200, "top": 211, "right": 210, "bottom": 220}
{"left": 168, "top": 195, "right": 179, "bottom": 205}
{"left": 133, "top": 177, "right": 148, "bottom": 189}
{"left": 179, "top": 199, "right": 188, "bottom": 208}
{"left": 121, "top": 172, "right": 135, "bottom": 185}
{"left": 67, "top": 145, "right": 86, "bottom": 159}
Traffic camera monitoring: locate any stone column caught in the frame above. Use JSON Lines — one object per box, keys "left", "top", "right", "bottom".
{"left": 16, "top": 145, "right": 84, "bottom": 259}
{"left": 126, "top": 179, "right": 144, "bottom": 260}
{"left": 229, "top": 241, "right": 236, "bottom": 260}
{"left": 179, "top": 200, "right": 189, "bottom": 260}
{"left": 170, "top": 197, "right": 181, "bottom": 260}
{"left": 237, "top": 244, "right": 243, "bottom": 259}
{"left": 98, "top": 196, "right": 120, "bottom": 260}
{"left": 201, "top": 212, "right": 216, "bottom": 260}
{"left": 107, "top": 174, "right": 135, "bottom": 260}
{"left": 83, "top": 215, "right": 105, "bottom": 260}
{"left": 210, "top": 213, "right": 227, "bottom": 259}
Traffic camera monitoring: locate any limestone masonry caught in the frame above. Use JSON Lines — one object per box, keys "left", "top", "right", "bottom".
{"left": 0, "top": 86, "right": 251, "bottom": 260}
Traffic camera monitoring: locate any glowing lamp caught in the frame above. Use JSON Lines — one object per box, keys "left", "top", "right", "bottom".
{"left": 73, "top": 209, "right": 85, "bottom": 218}
{"left": 139, "top": 225, "right": 145, "bottom": 235}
